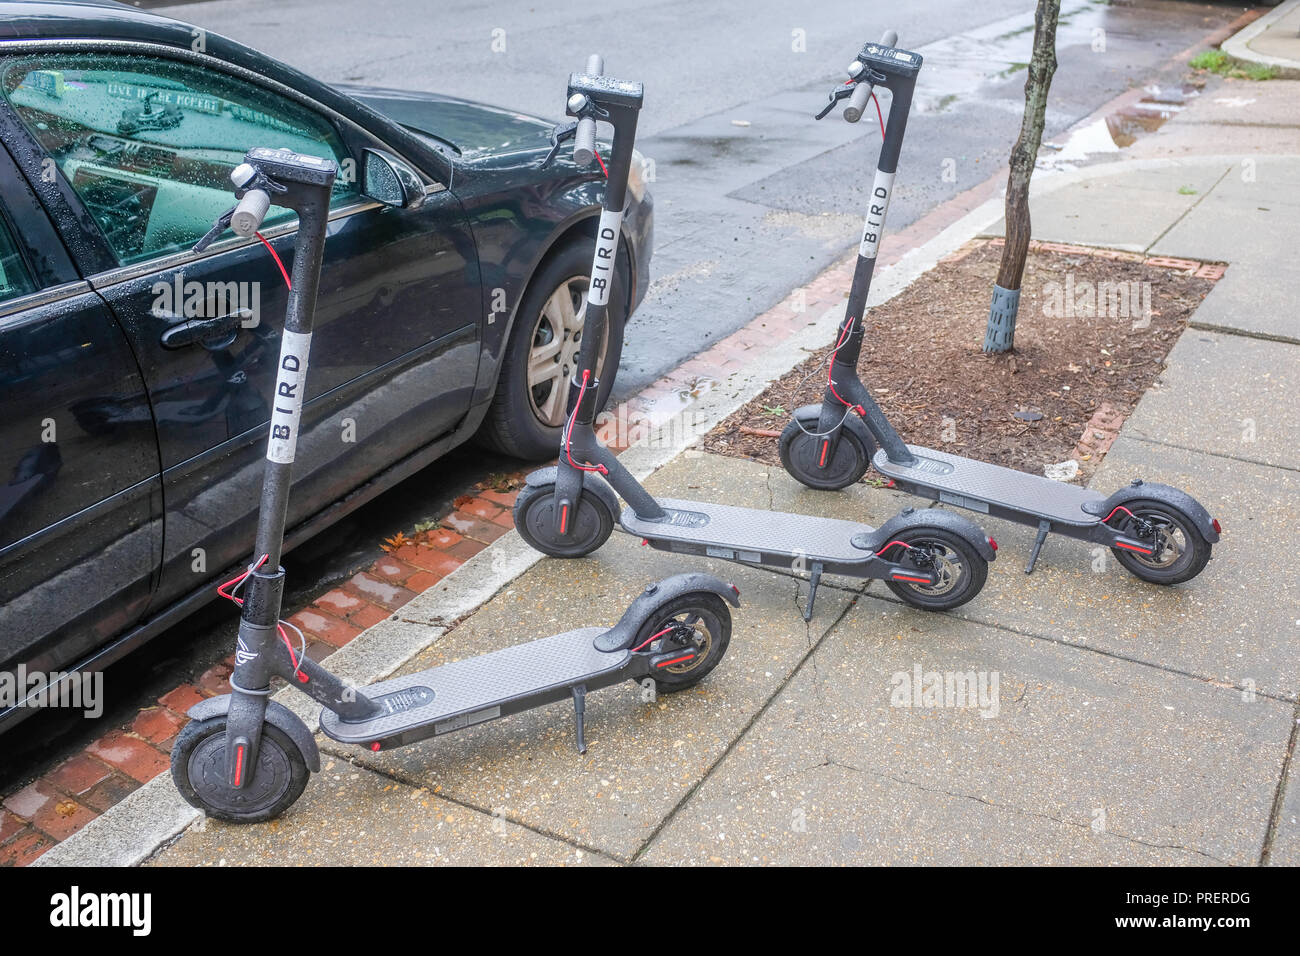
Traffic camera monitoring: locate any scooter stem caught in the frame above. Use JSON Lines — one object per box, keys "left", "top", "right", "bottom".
{"left": 251, "top": 188, "right": 331, "bottom": 569}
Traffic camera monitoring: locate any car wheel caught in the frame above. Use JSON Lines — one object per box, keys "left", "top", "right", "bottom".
{"left": 479, "top": 238, "right": 627, "bottom": 460}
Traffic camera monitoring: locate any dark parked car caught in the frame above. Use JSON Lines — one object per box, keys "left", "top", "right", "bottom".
{"left": 0, "top": 0, "right": 652, "bottom": 730}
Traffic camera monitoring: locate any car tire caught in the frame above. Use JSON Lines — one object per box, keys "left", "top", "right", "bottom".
{"left": 479, "top": 238, "right": 627, "bottom": 460}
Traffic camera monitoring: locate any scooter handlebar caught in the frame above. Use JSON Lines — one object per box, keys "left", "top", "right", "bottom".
{"left": 572, "top": 54, "right": 604, "bottom": 166}
{"left": 230, "top": 188, "right": 271, "bottom": 238}
{"left": 843, "top": 30, "right": 899, "bottom": 123}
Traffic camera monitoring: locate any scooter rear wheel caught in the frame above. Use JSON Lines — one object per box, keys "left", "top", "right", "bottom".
{"left": 171, "top": 717, "right": 310, "bottom": 823}
{"left": 1108, "top": 500, "right": 1211, "bottom": 585}
{"left": 779, "top": 411, "right": 871, "bottom": 491}
{"left": 637, "top": 593, "right": 731, "bottom": 692}
{"left": 513, "top": 481, "right": 615, "bottom": 558}
{"left": 883, "top": 529, "right": 987, "bottom": 611}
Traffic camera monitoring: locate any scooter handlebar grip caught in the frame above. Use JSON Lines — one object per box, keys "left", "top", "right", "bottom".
{"left": 572, "top": 54, "right": 604, "bottom": 165}
{"left": 573, "top": 116, "right": 598, "bottom": 166}
{"left": 843, "top": 81, "right": 873, "bottom": 124}
{"left": 230, "top": 189, "right": 271, "bottom": 238}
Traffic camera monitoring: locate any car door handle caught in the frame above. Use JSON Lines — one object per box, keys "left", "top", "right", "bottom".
{"left": 159, "top": 308, "right": 253, "bottom": 349}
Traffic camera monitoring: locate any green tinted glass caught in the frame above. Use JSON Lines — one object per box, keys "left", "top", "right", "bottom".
{"left": 1, "top": 54, "right": 357, "bottom": 266}
{"left": 0, "top": 215, "right": 36, "bottom": 302}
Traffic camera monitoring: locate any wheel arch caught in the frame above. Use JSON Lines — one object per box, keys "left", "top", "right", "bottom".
{"left": 862, "top": 508, "right": 998, "bottom": 562}
{"left": 1088, "top": 481, "right": 1219, "bottom": 543}
{"left": 478, "top": 207, "right": 635, "bottom": 400}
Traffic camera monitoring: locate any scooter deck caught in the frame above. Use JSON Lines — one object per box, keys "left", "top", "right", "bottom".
{"left": 873, "top": 445, "right": 1103, "bottom": 526}
{"left": 319, "top": 627, "right": 625, "bottom": 745}
{"left": 621, "top": 497, "right": 870, "bottom": 564}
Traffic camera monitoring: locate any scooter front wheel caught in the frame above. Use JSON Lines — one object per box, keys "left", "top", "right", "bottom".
{"left": 883, "top": 529, "right": 987, "bottom": 611}
{"left": 171, "top": 717, "right": 310, "bottom": 823}
{"left": 638, "top": 592, "right": 732, "bottom": 692}
{"left": 513, "top": 481, "right": 615, "bottom": 558}
{"left": 779, "top": 411, "right": 871, "bottom": 491}
{"left": 1108, "top": 500, "right": 1211, "bottom": 585}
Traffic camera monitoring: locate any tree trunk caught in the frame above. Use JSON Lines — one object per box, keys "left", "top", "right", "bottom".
{"left": 983, "top": 0, "right": 1061, "bottom": 354}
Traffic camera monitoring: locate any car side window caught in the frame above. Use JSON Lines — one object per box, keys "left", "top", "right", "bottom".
{"left": 1, "top": 53, "right": 358, "bottom": 266}
{"left": 0, "top": 212, "right": 36, "bottom": 302}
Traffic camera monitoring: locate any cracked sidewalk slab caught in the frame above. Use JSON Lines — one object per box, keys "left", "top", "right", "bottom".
{"left": 641, "top": 595, "right": 1291, "bottom": 865}
{"left": 150, "top": 453, "right": 873, "bottom": 866}
{"left": 152, "top": 756, "right": 611, "bottom": 867}
{"left": 308, "top": 458, "right": 866, "bottom": 863}
{"left": 752, "top": 438, "right": 1300, "bottom": 701}
{"left": 1124, "top": 331, "right": 1300, "bottom": 472}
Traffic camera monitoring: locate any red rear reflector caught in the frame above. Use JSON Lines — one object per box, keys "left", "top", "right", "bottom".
{"left": 370, "top": 742, "right": 382, "bottom": 752}
{"left": 988, "top": 538, "right": 998, "bottom": 552}
{"left": 1212, "top": 519, "right": 1221, "bottom": 534}
{"left": 656, "top": 654, "right": 696, "bottom": 668}
{"left": 730, "top": 584, "right": 740, "bottom": 596}
{"left": 233, "top": 744, "right": 244, "bottom": 787}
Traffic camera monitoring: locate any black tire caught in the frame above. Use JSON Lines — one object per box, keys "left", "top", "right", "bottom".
{"left": 171, "top": 717, "right": 310, "bottom": 824}
{"left": 882, "top": 528, "right": 988, "bottom": 611}
{"left": 479, "top": 239, "right": 627, "bottom": 460}
{"left": 513, "top": 480, "right": 615, "bottom": 558}
{"left": 779, "top": 411, "right": 871, "bottom": 491}
{"left": 635, "top": 593, "right": 731, "bottom": 692}
{"left": 1108, "top": 500, "right": 1212, "bottom": 585}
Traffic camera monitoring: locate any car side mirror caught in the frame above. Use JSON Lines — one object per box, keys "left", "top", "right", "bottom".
{"left": 361, "top": 148, "right": 426, "bottom": 209}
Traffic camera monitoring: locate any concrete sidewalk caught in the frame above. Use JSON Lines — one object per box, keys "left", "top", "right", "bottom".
{"left": 46, "top": 75, "right": 1300, "bottom": 868}
{"left": 1224, "top": 0, "right": 1300, "bottom": 77}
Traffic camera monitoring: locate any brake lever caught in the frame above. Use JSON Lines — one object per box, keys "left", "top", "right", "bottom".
{"left": 193, "top": 207, "right": 235, "bottom": 253}
{"left": 192, "top": 165, "right": 289, "bottom": 253}
{"left": 815, "top": 84, "right": 854, "bottom": 121}
{"left": 542, "top": 121, "right": 579, "bottom": 167}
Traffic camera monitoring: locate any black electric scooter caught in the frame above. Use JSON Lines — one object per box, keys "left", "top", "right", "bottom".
{"left": 513, "top": 57, "right": 997, "bottom": 621}
{"left": 779, "top": 32, "right": 1221, "bottom": 583}
{"left": 170, "top": 147, "right": 739, "bottom": 823}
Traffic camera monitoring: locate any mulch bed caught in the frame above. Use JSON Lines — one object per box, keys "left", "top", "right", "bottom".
{"left": 701, "top": 241, "right": 1219, "bottom": 483}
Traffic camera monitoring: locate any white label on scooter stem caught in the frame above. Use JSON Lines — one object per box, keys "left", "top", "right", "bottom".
{"left": 858, "top": 169, "right": 896, "bottom": 260}
{"left": 588, "top": 208, "right": 623, "bottom": 307}
{"left": 266, "top": 329, "right": 311, "bottom": 464}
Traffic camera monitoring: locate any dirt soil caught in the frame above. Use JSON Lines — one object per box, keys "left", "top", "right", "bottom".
{"left": 701, "top": 242, "right": 1217, "bottom": 483}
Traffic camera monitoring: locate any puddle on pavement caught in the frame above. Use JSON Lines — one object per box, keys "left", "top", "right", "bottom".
{"left": 671, "top": 376, "right": 719, "bottom": 403}
{"left": 1105, "top": 84, "right": 1199, "bottom": 146}
{"left": 1042, "top": 82, "right": 1200, "bottom": 166}
{"left": 910, "top": 0, "right": 1116, "bottom": 113}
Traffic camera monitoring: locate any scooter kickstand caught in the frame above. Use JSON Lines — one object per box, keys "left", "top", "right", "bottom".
{"left": 803, "top": 562, "right": 824, "bottom": 623}
{"left": 1026, "top": 521, "right": 1051, "bottom": 574}
{"left": 572, "top": 685, "right": 588, "bottom": 754}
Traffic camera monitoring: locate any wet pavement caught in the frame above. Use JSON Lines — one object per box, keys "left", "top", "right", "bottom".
{"left": 157, "top": 0, "right": 1253, "bottom": 396}
{"left": 7, "top": 0, "right": 1263, "bottom": 849}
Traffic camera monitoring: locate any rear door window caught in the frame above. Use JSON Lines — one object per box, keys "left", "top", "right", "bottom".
{"left": 0, "top": 213, "right": 35, "bottom": 302}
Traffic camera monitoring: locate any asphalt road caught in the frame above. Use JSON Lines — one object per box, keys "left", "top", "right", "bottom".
{"left": 155, "top": 0, "right": 1251, "bottom": 396}
{"left": 0, "top": 0, "right": 1252, "bottom": 801}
